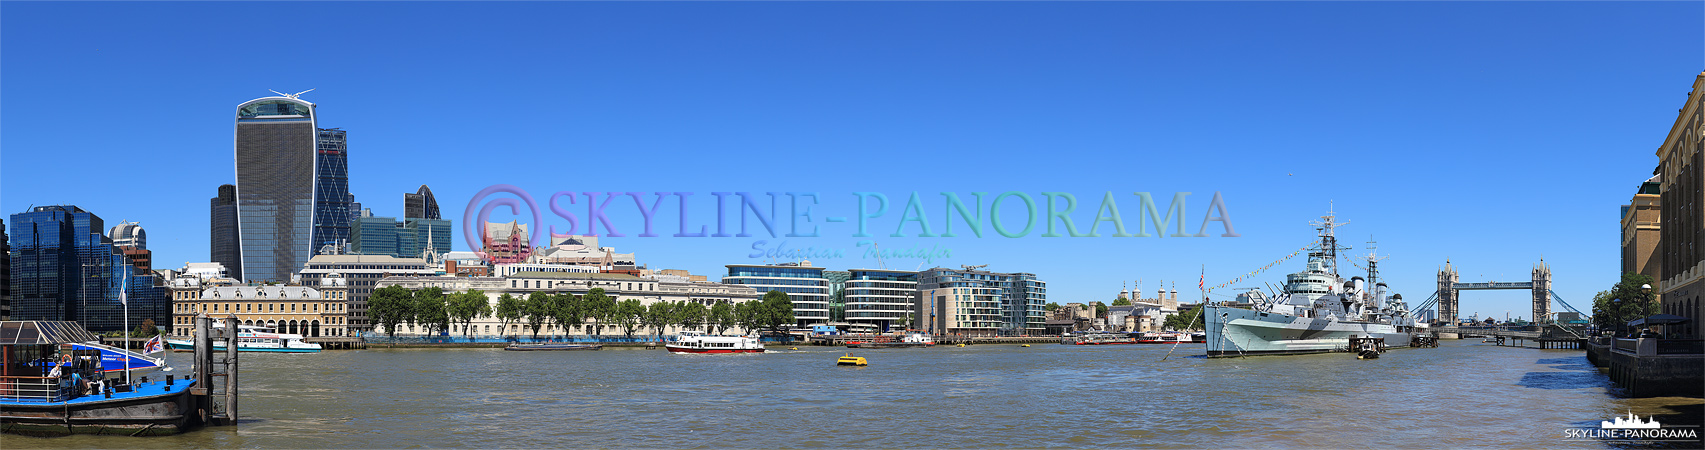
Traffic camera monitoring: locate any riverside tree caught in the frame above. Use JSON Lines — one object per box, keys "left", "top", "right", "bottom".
{"left": 610, "top": 298, "right": 646, "bottom": 339}
{"left": 548, "top": 293, "right": 584, "bottom": 336}
{"left": 643, "top": 301, "right": 675, "bottom": 340}
{"left": 369, "top": 285, "right": 415, "bottom": 337}
{"left": 1592, "top": 273, "right": 1659, "bottom": 334}
{"left": 495, "top": 293, "right": 523, "bottom": 336}
{"left": 708, "top": 302, "right": 735, "bottom": 334}
{"left": 582, "top": 288, "right": 617, "bottom": 335}
{"left": 449, "top": 289, "right": 491, "bottom": 339}
{"left": 757, "top": 290, "right": 796, "bottom": 334}
{"left": 1164, "top": 304, "right": 1206, "bottom": 331}
{"left": 676, "top": 302, "right": 707, "bottom": 333}
{"left": 415, "top": 287, "right": 451, "bottom": 337}
{"left": 524, "top": 292, "right": 552, "bottom": 339}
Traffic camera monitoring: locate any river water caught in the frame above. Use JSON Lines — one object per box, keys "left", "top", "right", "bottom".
{"left": 12, "top": 340, "right": 1702, "bottom": 448}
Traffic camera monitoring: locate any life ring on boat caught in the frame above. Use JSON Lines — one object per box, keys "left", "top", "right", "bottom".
{"left": 61, "top": 353, "right": 73, "bottom": 364}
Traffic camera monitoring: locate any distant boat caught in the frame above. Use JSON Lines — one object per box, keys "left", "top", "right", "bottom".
{"left": 847, "top": 333, "right": 935, "bottom": 348}
{"left": 666, "top": 331, "right": 764, "bottom": 354}
{"left": 165, "top": 324, "right": 321, "bottom": 353}
{"left": 504, "top": 343, "right": 602, "bottom": 351}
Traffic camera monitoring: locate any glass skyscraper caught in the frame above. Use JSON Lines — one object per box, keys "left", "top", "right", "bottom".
{"left": 314, "top": 128, "right": 353, "bottom": 254}
{"left": 404, "top": 185, "right": 441, "bottom": 220}
{"left": 8, "top": 205, "right": 167, "bottom": 332}
{"left": 234, "top": 95, "right": 319, "bottom": 283}
{"left": 210, "top": 184, "right": 241, "bottom": 279}
{"left": 350, "top": 216, "right": 451, "bottom": 259}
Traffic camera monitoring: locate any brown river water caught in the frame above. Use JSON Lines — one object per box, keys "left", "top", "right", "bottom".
{"left": 9, "top": 340, "right": 1701, "bottom": 449}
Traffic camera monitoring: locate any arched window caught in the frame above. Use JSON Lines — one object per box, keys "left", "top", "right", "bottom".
{"left": 311, "top": 320, "right": 321, "bottom": 337}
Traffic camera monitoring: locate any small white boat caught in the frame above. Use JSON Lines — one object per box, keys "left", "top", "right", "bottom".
{"left": 166, "top": 324, "right": 321, "bottom": 353}
{"left": 665, "top": 331, "right": 764, "bottom": 354}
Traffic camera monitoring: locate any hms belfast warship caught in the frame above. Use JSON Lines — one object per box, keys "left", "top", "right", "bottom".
{"left": 1205, "top": 210, "right": 1426, "bottom": 357}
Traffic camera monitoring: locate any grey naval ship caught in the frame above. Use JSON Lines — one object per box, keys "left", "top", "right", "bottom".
{"left": 1205, "top": 211, "right": 1427, "bottom": 357}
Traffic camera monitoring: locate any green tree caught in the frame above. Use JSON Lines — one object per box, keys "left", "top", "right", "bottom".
{"left": 582, "top": 288, "right": 617, "bottom": 336}
{"left": 415, "top": 287, "right": 450, "bottom": 336}
{"left": 1045, "top": 302, "right": 1061, "bottom": 313}
{"left": 734, "top": 301, "right": 761, "bottom": 335}
{"left": 676, "top": 301, "right": 707, "bottom": 333}
{"left": 132, "top": 318, "right": 161, "bottom": 338}
{"left": 524, "top": 292, "right": 552, "bottom": 339}
{"left": 369, "top": 285, "right": 415, "bottom": 337}
{"left": 708, "top": 302, "right": 735, "bottom": 335}
{"left": 548, "top": 293, "right": 584, "bottom": 336}
{"left": 1165, "top": 304, "right": 1207, "bottom": 331}
{"left": 644, "top": 301, "right": 676, "bottom": 340}
{"left": 758, "top": 290, "right": 796, "bottom": 333}
{"left": 610, "top": 298, "right": 646, "bottom": 339}
{"left": 1112, "top": 297, "right": 1132, "bottom": 306}
{"left": 495, "top": 293, "right": 524, "bottom": 336}
{"left": 1093, "top": 302, "right": 1109, "bottom": 319}
{"left": 448, "top": 290, "right": 491, "bottom": 338}
{"left": 1593, "top": 272, "right": 1660, "bottom": 334}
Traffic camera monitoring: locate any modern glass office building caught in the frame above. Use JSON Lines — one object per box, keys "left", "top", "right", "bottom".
{"left": 8, "top": 205, "right": 167, "bottom": 332}
{"left": 404, "top": 185, "right": 441, "bottom": 220}
{"left": 724, "top": 264, "right": 829, "bottom": 327}
{"left": 210, "top": 184, "right": 241, "bottom": 279}
{"left": 919, "top": 267, "right": 1047, "bottom": 335}
{"left": 350, "top": 217, "right": 451, "bottom": 259}
{"left": 234, "top": 96, "right": 319, "bottom": 283}
{"left": 844, "top": 269, "right": 918, "bottom": 332}
{"left": 314, "top": 128, "right": 354, "bottom": 254}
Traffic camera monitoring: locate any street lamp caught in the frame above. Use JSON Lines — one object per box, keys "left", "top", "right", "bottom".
{"left": 1613, "top": 298, "right": 1623, "bottom": 338}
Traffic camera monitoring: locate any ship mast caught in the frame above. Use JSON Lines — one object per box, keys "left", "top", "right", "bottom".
{"left": 1308, "top": 205, "right": 1350, "bottom": 276}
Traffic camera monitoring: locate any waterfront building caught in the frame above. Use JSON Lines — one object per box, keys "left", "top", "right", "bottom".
{"left": 920, "top": 285, "right": 1003, "bottom": 336}
{"left": 1622, "top": 176, "right": 1664, "bottom": 291}
{"left": 843, "top": 269, "right": 918, "bottom": 332}
{"left": 480, "top": 221, "right": 530, "bottom": 264}
{"left": 168, "top": 274, "right": 349, "bottom": 337}
{"left": 234, "top": 94, "right": 319, "bottom": 283}
{"left": 299, "top": 254, "right": 436, "bottom": 334}
{"left": 375, "top": 272, "right": 760, "bottom": 336}
{"left": 313, "top": 128, "right": 355, "bottom": 254}
{"left": 919, "top": 266, "right": 1047, "bottom": 334}
{"left": 824, "top": 270, "right": 850, "bottom": 322}
{"left": 1657, "top": 71, "right": 1705, "bottom": 338}
{"left": 404, "top": 185, "right": 441, "bottom": 220}
{"left": 7, "top": 205, "right": 168, "bottom": 332}
{"left": 530, "top": 235, "right": 634, "bottom": 267}
{"left": 724, "top": 263, "right": 830, "bottom": 327}
{"left": 210, "top": 184, "right": 242, "bottom": 280}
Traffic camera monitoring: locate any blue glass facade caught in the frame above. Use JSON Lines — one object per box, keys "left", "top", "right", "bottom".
{"left": 313, "top": 128, "right": 353, "bottom": 254}
{"left": 235, "top": 97, "right": 318, "bottom": 283}
{"left": 845, "top": 269, "right": 918, "bottom": 332}
{"left": 350, "top": 217, "right": 451, "bottom": 259}
{"left": 724, "top": 264, "right": 829, "bottom": 326}
{"left": 8, "top": 205, "right": 168, "bottom": 332}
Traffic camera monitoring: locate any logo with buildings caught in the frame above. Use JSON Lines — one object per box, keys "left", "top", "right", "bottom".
{"left": 1563, "top": 411, "right": 1699, "bottom": 442}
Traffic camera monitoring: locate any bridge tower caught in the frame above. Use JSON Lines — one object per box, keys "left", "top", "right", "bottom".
{"left": 1532, "top": 259, "right": 1552, "bottom": 323}
{"left": 1438, "top": 260, "right": 1459, "bottom": 324}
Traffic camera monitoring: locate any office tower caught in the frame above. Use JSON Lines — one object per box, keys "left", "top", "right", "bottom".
{"left": 919, "top": 266, "right": 1047, "bottom": 335}
{"left": 210, "top": 184, "right": 242, "bottom": 279}
{"left": 350, "top": 216, "right": 451, "bottom": 259}
{"left": 2, "top": 218, "right": 10, "bottom": 320}
{"left": 107, "top": 221, "right": 145, "bottom": 249}
{"left": 9, "top": 205, "right": 167, "bottom": 332}
{"left": 314, "top": 128, "right": 354, "bottom": 254}
{"left": 844, "top": 269, "right": 918, "bottom": 332}
{"left": 404, "top": 185, "right": 441, "bottom": 220}
{"left": 234, "top": 93, "right": 318, "bottom": 283}
{"left": 723, "top": 263, "right": 829, "bottom": 327}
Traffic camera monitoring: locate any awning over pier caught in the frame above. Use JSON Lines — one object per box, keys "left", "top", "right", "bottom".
{"left": 0, "top": 321, "right": 100, "bottom": 345}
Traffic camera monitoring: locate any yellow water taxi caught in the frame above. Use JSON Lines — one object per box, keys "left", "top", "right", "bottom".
{"left": 836, "top": 354, "right": 868, "bottom": 366}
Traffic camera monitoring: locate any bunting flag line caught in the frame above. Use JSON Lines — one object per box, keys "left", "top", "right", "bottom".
{"left": 1204, "top": 243, "right": 1311, "bottom": 293}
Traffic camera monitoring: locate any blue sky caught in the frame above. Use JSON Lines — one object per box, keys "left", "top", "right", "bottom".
{"left": 3, "top": 2, "right": 1700, "bottom": 320}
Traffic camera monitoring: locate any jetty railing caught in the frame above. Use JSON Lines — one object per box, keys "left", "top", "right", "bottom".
{"left": 1656, "top": 339, "right": 1704, "bottom": 355}
{"left": 0, "top": 376, "right": 71, "bottom": 402}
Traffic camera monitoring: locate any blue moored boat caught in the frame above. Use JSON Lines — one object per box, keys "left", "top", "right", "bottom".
{"left": 1, "top": 321, "right": 201, "bottom": 437}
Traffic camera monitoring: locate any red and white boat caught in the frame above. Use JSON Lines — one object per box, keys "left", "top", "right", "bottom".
{"left": 666, "top": 331, "right": 765, "bottom": 354}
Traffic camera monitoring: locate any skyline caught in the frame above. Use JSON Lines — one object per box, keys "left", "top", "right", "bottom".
{"left": 4, "top": 2, "right": 1703, "bottom": 319}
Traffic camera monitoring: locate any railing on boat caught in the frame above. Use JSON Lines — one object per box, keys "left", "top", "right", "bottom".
{"left": 0, "top": 376, "right": 73, "bottom": 403}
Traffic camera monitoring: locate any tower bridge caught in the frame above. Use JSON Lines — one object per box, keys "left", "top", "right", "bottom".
{"left": 1411, "top": 259, "right": 1588, "bottom": 325}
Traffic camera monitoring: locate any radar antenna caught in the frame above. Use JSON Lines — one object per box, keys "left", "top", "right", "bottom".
{"left": 267, "top": 88, "right": 316, "bottom": 99}
{"left": 960, "top": 264, "right": 988, "bottom": 271}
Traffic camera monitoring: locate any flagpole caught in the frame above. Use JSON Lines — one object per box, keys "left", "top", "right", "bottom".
{"left": 121, "top": 269, "right": 130, "bottom": 384}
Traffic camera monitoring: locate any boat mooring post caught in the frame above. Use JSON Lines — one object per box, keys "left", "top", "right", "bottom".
{"left": 192, "top": 315, "right": 212, "bottom": 426}
{"left": 224, "top": 314, "right": 239, "bottom": 426}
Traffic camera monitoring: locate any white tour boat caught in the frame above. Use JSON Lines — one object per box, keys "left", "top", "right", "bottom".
{"left": 166, "top": 324, "right": 322, "bottom": 353}
{"left": 665, "top": 331, "right": 764, "bottom": 354}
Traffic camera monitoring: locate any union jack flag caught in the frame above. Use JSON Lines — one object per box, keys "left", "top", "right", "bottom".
{"left": 143, "top": 335, "right": 164, "bottom": 355}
